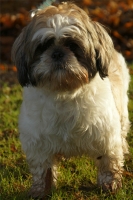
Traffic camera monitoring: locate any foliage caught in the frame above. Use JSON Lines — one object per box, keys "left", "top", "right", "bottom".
{"left": 0, "top": 0, "right": 133, "bottom": 69}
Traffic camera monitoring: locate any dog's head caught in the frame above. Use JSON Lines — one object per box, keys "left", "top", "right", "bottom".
{"left": 12, "top": 3, "right": 114, "bottom": 91}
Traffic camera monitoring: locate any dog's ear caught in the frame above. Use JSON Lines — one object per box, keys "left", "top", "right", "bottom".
{"left": 12, "top": 29, "right": 31, "bottom": 86}
{"left": 69, "top": 5, "right": 114, "bottom": 80}
{"left": 91, "top": 22, "right": 114, "bottom": 79}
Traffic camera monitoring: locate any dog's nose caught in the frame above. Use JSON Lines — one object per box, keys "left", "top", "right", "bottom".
{"left": 51, "top": 50, "right": 64, "bottom": 61}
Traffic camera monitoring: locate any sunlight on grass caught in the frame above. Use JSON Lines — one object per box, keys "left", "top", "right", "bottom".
{"left": 0, "top": 64, "right": 133, "bottom": 200}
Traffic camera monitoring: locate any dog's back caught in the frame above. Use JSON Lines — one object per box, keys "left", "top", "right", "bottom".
{"left": 108, "top": 51, "right": 130, "bottom": 154}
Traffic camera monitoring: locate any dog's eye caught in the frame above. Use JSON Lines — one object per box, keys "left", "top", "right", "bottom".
{"left": 65, "top": 41, "right": 79, "bottom": 52}
{"left": 35, "top": 38, "right": 55, "bottom": 55}
{"left": 43, "top": 38, "right": 55, "bottom": 51}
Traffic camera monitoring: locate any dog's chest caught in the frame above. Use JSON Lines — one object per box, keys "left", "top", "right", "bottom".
{"left": 23, "top": 83, "right": 113, "bottom": 144}
{"left": 40, "top": 95, "right": 88, "bottom": 141}
{"left": 38, "top": 92, "right": 108, "bottom": 156}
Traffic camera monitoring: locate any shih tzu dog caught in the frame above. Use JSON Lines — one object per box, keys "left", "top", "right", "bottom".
{"left": 12, "top": 1, "right": 130, "bottom": 199}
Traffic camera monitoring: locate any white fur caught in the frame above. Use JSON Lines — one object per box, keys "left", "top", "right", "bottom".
{"left": 20, "top": 73, "right": 121, "bottom": 158}
{"left": 32, "top": 14, "right": 81, "bottom": 42}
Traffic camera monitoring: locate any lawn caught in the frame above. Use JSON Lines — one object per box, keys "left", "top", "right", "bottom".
{"left": 0, "top": 65, "right": 133, "bottom": 200}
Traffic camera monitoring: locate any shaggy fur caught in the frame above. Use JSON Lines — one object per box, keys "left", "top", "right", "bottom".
{"left": 12, "top": 2, "right": 130, "bottom": 199}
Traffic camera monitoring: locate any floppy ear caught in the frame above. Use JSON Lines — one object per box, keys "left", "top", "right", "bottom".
{"left": 12, "top": 29, "right": 31, "bottom": 86}
{"left": 92, "top": 22, "right": 114, "bottom": 79}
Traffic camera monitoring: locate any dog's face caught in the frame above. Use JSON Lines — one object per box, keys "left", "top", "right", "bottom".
{"left": 12, "top": 3, "right": 113, "bottom": 91}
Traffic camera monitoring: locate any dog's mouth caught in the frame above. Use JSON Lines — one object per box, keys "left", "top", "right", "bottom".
{"left": 33, "top": 58, "right": 89, "bottom": 92}
{"left": 51, "top": 58, "right": 68, "bottom": 71}
{"left": 50, "top": 67, "right": 89, "bottom": 92}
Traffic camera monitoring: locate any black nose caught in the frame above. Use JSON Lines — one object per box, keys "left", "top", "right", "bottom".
{"left": 51, "top": 50, "right": 64, "bottom": 61}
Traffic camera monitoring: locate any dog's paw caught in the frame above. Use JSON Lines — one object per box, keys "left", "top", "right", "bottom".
{"left": 98, "top": 171, "right": 122, "bottom": 192}
{"left": 28, "top": 168, "right": 52, "bottom": 199}
{"left": 28, "top": 184, "right": 46, "bottom": 199}
{"left": 101, "top": 179, "right": 122, "bottom": 192}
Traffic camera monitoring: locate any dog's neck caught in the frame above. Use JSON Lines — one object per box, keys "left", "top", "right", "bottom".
{"left": 37, "top": 84, "right": 87, "bottom": 101}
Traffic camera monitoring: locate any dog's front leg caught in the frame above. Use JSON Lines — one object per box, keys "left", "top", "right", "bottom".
{"left": 96, "top": 150, "right": 124, "bottom": 192}
{"left": 26, "top": 150, "right": 53, "bottom": 199}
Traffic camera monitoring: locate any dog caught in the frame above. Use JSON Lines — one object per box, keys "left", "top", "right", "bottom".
{"left": 12, "top": 2, "right": 130, "bottom": 198}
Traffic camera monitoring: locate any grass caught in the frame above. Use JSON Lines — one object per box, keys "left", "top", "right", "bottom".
{"left": 0, "top": 65, "right": 133, "bottom": 200}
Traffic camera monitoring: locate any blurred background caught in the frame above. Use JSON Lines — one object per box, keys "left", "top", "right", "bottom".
{"left": 0, "top": 0, "right": 133, "bottom": 73}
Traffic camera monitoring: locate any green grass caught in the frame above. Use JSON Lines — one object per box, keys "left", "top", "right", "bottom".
{"left": 0, "top": 65, "right": 133, "bottom": 200}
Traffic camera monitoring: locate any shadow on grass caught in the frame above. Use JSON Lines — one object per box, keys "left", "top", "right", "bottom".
{"left": 0, "top": 191, "right": 31, "bottom": 200}
{"left": 0, "top": 164, "right": 99, "bottom": 200}
{"left": 1, "top": 184, "right": 99, "bottom": 200}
